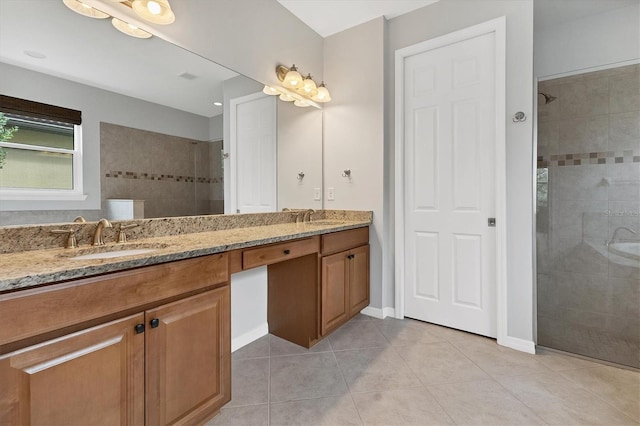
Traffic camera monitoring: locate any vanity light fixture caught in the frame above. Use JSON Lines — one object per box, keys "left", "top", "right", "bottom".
{"left": 111, "top": 17, "right": 152, "bottom": 38}
{"left": 62, "top": 0, "right": 177, "bottom": 39}
{"left": 264, "top": 64, "right": 331, "bottom": 108}
{"left": 131, "top": 0, "right": 175, "bottom": 25}
{"left": 62, "top": 0, "right": 110, "bottom": 19}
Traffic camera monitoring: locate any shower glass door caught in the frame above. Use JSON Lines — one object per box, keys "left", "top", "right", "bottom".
{"left": 536, "top": 64, "right": 640, "bottom": 368}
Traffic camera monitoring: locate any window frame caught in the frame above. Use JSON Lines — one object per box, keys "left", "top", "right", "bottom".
{"left": 0, "top": 96, "right": 86, "bottom": 201}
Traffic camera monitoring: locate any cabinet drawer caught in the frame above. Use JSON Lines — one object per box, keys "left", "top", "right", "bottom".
{"left": 0, "top": 253, "right": 228, "bottom": 348}
{"left": 321, "top": 227, "right": 369, "bottom": 255}
{"left": 243, "top": 237, "right": 319, "bottom": 270}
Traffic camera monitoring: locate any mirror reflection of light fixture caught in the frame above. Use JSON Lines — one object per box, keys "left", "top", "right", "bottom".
{"left": 263, "top": 85, "right": 280, "bottom": 96}
{"left": 132, "top": 0, "right": 176, "bottom": 25}
{"left": 111, "top": 17, "right": 152, "bottom": 38}
{"left": 61, "top": 0, "right": 177, "bottom": 39}
{"left": 279, "top": 93, "right": 295, "bottom": 102}
{"left": 62, "top": 0, "right": 109, "bottom": 19}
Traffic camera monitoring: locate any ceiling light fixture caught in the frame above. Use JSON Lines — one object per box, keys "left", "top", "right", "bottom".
{"left": 266, "top": 64, "right": 331, "bottom": 108}
{"left": 213, "top": 102, "right": 222, "bottom": 106}
{"left": 62, "top": 0, "right": 110, "bottom": 19}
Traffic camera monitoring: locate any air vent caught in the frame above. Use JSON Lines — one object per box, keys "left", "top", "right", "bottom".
{"left": 178, "top": 72, "right": 198, "bottom": 80}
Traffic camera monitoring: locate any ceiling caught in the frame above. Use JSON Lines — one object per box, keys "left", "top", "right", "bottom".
{"left": 278, "top": 0, "right": 638, "bottom": 36}
{"left": 0, "top": 0, "right": 238, "bottom": 118}
{"left": 534, "top": 0, "right": 639, "bottom": 29}
{"left": 277, "top": 0, "right": 440, "bottom": 37}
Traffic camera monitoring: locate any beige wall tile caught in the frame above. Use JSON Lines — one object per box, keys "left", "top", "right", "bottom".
{"left": 560, "top": 77, "right": 609, "bottom": 119}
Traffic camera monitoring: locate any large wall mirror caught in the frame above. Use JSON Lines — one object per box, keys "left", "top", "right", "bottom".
{"left": 0, "top": 0, "right": 322, "bottom": 226}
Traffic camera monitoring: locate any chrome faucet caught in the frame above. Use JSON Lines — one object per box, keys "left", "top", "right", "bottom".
{"left": 73, "top": 216, "right": 86, "bottom": 223}
{"left": 93, "top": 218, "right": 113, "bottom": 246}
{"left": 607, "top": 226, "right": 637, "bottom": 246}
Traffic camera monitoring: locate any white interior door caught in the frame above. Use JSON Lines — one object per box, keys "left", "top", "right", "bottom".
{"left": 403, "top": 29, "right": 498, "bottom": 337}
{"left": 229, "top": 93, "right": 277, "bottom": 213}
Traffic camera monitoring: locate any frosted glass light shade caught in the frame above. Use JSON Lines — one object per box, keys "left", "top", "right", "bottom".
{"left": 301, "top": 74, "right": 317, "bottom": 96}
{"left": 112, "top": 18, "right": 152, "bottom": 38}
{"left": 279, "top": 93, "right": 294, "bottom": 102}
{"left": 132, "top": 0, "right": 175, "bottom": 24}
{"left": 294, "top": 99, "right": 310, "bottom": 108}
{"left": 283, "top": 65, "right": 303, "bottom": 89}
{"left": 62, "top": 0, "right": 109, "bottom": 19}
{"left": 263, "top": 85, "right": 280, "bottom": 96}
{"left": 312, "top": 82, "right": 331, "bottom": 103}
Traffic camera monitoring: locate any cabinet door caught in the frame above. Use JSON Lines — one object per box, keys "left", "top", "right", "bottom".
{"left": 0, "top": 314, "right": 144, "bottom": 426}
{"left": 321, "top": 252, "right": 350, "bottom": 335}
{"left": 349, "top": 245, "right": 370, "bottom": 317}
{"left": 145, "top": 286, "right": 230, "bottom": 426}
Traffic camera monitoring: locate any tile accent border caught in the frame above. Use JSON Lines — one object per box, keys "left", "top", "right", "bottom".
{"left": 537, "top": 150, "right": 639, "bottom": 168}
{"left": 104, "top": 170, "right": 222, "bottom": 184}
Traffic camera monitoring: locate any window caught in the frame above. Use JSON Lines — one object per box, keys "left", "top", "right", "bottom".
{"left": 0, "top": 95, "right": 85, "bottom": 200}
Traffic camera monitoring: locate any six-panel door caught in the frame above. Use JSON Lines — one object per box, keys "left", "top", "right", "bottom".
{"left": 0, "top": 314, "right": 145, "bottom": 426}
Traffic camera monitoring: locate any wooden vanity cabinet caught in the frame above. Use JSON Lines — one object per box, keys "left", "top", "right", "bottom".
{"left": 0, "top": 254, "right": 231, "bottom": 426}
{"left": 146, "top": 287, "right": 230, "bottom": 426}
{"left": 320, "top": 228, "right": 370, "bottom": 336}
{"left": 0, "top": 314, "right": 145, "bottom": 426}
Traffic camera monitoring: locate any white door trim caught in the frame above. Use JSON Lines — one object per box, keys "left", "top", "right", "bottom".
{"left": 227, "top": 91, "right": 274, "bottom": 214}
{"left": 394, "top": 17, "right": 509, "bottom": 347}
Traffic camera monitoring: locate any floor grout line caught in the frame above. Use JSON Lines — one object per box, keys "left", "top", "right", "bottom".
{"left": 330, "top": 347, "right": 365, "bottom": 425}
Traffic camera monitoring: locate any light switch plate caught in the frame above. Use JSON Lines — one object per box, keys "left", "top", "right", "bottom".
{"left": 327, "top": 187, "right": 335, "bottom": 201}
{"left": 313, "top": 188, "right": 321, "bottom": 201}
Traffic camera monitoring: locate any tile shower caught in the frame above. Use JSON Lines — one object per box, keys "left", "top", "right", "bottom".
{"left": 101, "top": 122, "right": 224, "bottom": 218}
{"left": 536, "top": 64, "right": 640, "bottom": 368}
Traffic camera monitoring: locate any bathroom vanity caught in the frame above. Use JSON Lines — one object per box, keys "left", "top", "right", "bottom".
{"left": 0, "top": 211, "right": 371, "bottom": 425}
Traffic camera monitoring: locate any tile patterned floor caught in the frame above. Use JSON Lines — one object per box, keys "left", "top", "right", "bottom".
{"left": 206, "top": 315, "right": 640, "bottom": 426}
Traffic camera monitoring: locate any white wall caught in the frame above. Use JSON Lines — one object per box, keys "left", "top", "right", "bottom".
{"left": 323, "top": 18, "right": 386, "bottom": 311}
{"left": 386, "top": 0, "right": 535, "bottom": 342}
{"left": 231, "top": 267, "right": 269, "bottom": 351}
{"left": 0, "top": 62, "right": 210, "bottom": 213}
{"left": 535, "top": 3, "right": 640, "bottom": 78}
{"left": 277, "top": 102, "right": 323, "bottom": 210}
{"left": 147, "top": 0, "right": 324, "bottom": 89}
{"left": 209, "top": 115, "right": 223, "bottom": 142}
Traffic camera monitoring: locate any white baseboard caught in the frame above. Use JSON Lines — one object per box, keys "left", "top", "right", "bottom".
{"left": 231, "top": 323, "right": 269, "bottom": 352}
{"left": 361, "top": 306, "right": 395, "bottom": 320}
{"left": 498, "top": 335, "right": 536, "bottom": 354}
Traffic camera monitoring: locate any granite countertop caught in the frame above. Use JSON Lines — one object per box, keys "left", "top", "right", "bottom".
{"left": 0, "top": 219, "right": 370, "bottom": 293}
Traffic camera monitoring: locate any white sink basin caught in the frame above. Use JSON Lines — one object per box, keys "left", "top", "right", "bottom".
{"left": 608, "top": 242, "right": 640, "bottom": 261}
{"left": 70, "top": 248, "right": 157, "bottom": 260}
{"left": 60, "top": 243, "right": 169, "bottom": 261}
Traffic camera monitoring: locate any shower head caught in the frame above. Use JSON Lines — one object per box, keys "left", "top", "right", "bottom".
{"left": 538, "top": 92, "right": 557, "bottom": 104}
